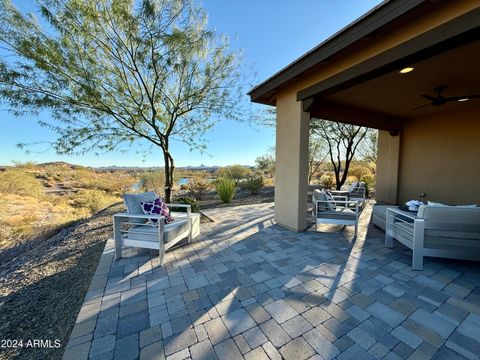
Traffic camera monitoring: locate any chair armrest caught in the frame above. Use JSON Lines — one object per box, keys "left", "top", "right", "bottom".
{"left": 166, "top": 204, "right": 191, "bottom": 223}
{"left": 386, "top": 208, "right": 417, "bottom": 221}
{"left": 166, "top": 203, "right": 191, "bottom": 209}
{"left": 314, "top": 199, "right": 361, "bottom": 214}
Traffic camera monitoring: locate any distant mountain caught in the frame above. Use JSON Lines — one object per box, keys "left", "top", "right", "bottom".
{"left": 37, "top": 161, "right": 79, "bottom": 169}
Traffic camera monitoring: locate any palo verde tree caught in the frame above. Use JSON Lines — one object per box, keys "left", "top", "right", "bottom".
{"left": 311, "top": 119, "right": 368, "bottom": 190}
{"left": 0, "top": 0, "right": 243, "bottom": 202}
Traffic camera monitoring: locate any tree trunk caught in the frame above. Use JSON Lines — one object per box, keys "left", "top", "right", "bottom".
{"left": 163, "top": 149, "right": 175, "bottom": 203}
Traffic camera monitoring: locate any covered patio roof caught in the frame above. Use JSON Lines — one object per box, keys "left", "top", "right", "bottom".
{"left": 249, "top": 0, "right": 480, "bottom": 132}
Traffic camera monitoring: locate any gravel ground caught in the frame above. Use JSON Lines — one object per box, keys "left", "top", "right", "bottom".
{"left": 195, "top": 186, "right": 275, "bottom": 210}
{"left": 0, "top": 204, "right": 122, "bottom": 360}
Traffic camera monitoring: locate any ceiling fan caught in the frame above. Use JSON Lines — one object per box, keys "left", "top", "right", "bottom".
{"left": 414, "top": 85, "right": 480, "bottom": 110}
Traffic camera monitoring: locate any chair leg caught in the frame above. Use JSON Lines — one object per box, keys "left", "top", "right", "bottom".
{"left": 113, "top": 216, "right": 122, "bottom": 260}
{"left": 412, "top": 250, "right": 423, "bottom": 270}
{"left": 159, "top": 248, "right": 166, "bottom": 266}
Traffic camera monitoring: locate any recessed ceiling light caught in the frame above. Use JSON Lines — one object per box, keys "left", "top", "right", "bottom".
{"left": 399, "top": 67, "right": 414, "bottom": 74}
{"left": 458, "top": 98, "right": 469, "bottom": 102}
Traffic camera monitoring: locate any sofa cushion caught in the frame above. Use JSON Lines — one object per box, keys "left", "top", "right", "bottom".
{"left": 417, "top": 205, "right": 480, "bottom": 223}
{"left": 123, "top": 192, "right": 157, "bottom": 224}
{"left": 317, "top": 209, "right": 356, "bottom": 221}
{"left": 127, "top": 219, "right": 189, "bottom": 244}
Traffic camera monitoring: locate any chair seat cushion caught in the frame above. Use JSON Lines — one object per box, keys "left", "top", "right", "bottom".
{"left": 317, "top": 209, "right": 356, "bottom": 220}
{"left": 127, "top": 219, "right": 189, "bottom": 244}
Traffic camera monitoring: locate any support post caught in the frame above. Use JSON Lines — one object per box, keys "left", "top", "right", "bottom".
{"left": 274, "top": 91, "right": 310, "bottom": 231}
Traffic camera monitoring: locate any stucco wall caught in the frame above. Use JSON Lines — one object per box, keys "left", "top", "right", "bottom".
{"left": 397, "top": 108, "right": 480, "bottom": 205}
{"left": 274, "top": 90, "right": 310, "bottom": 231}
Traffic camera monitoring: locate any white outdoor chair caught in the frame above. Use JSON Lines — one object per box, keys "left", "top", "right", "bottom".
{"left": 330, "top": 181, "right": 367, "bottom": 209}
{"left": 113, "top": 192, "right": 198, "bottom": 265}
{"left": 312, "top": 189, "right": 361, "bottom": 238}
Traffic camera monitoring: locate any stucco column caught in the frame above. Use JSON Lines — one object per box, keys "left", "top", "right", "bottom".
{"left": 375, "top": 130, "right": 400, "bottom": 204}
{"left": 274, "top": 91, "right": 310, "bottom": 231}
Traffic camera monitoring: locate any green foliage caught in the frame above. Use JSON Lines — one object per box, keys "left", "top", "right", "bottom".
{"left": 215, "top": 178, "right": 236, "bottom": 203}
{"left": 217, "top": 165, "right": 252, "bottom": 182}
{"left": 255, "top": 155, "right": 275, "bottom": 176}
{"left": 74, "top": 190, "right": 118, "bottom": 213}
{"left": 0, "top": 169, "right": 42, "bottom": 198}
{"left": 0, "top": 0, "right": 245, "bottom": 202}
{"left": 319, "top": 173, "right": 335, "bottom": 189}
{"left": 244, "top": 176, "right": 264, "bottom": 195}
{"left": 360, "top": 174, "right": 376, "bottom": 197}
{"left": 140, "top": 171, "right": 165, "bottom": 196}
{"left": 170, "top": 197, "right": 199, "bottom": 213}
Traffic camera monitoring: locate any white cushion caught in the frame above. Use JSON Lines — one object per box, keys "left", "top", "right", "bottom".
{"left": 127, "top": 219, "right": 189, "bottom": 244}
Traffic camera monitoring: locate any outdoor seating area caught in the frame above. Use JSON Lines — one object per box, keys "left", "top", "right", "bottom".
{"left": 114, "top": 193, "right": 201, "bottom": 265}
{"left": 64, "top": 203, "right": 480, "bottom": 360}
{"left": 385, "top": 205, "right": 480, "bottom": 271}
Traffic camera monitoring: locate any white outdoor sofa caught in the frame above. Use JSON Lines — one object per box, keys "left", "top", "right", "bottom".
{"left": 385, "top": 205, "right": 480, "bottom": 270}
{"left": 113, "top": 192, "right": 200, "bottom": 264}
{"left": 313, "top": 189, "right": 361, "bottom": 238}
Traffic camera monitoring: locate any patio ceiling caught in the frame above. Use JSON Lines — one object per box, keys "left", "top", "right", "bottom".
{"left": 305, "top": 39, "right": 480, "bottom": 125}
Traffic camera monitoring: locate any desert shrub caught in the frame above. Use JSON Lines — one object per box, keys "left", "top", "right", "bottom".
{"left": 86, "top": 174, "right": 137, "bottom": 195}
{"left": 170, "top": 197, "right": 199, "bottom": 213}
{"left": 244, "top": 176, "right": 264, "bottom": 195}
{"left": 215, "top": 178, "right": 236, "bottom": 203}
{"left": 0, "top": 193, "right": 88, "bottom": 249}
{"left": 217, "top": 165, "right": 252, "bottom": 182}
{"left": 348, "top": 165, "right": 370, "bottom": 181}
{"left": 187, "top": 178, "right": 211, "bottom": 200}
{"left": 360, "top": 174, "right": 376, "bottom": 197}
{"left": 255, "top": 154, "right": 275, "bottom": 177}
{"left": 346, "top": 175, "right": 359, "bottom": 184}
{"left": 263, "top": 177, "right": 275, "bottom": 186}
{"left": 319, "top": 174, "right": 335, "bottom": 189}
{"left": 0, "top": 169, "right": 42, "bottom": 198}
{"left": 74, "top": 190, "right": 119, "bottom": 213}
{"left": 140, "top": 171, "right": 165, "bottom": 195}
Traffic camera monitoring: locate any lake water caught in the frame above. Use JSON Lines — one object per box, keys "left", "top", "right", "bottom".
{"left": 177, "top": 178, "right": 189, "bottom": 185}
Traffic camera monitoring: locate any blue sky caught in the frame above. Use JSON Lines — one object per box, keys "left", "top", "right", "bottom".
{"left": 0, "top": 0, "right": 382, "bottom": 167}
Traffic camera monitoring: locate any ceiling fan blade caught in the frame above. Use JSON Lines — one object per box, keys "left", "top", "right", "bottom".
{"left": 445, "top": 94, "right": 480, "bottom": 102}
{"left": 413, "top": 103, "right": 431, "bottom": 111}
{"left": 421, "top": 95, "right": 435, "bottom": 101}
